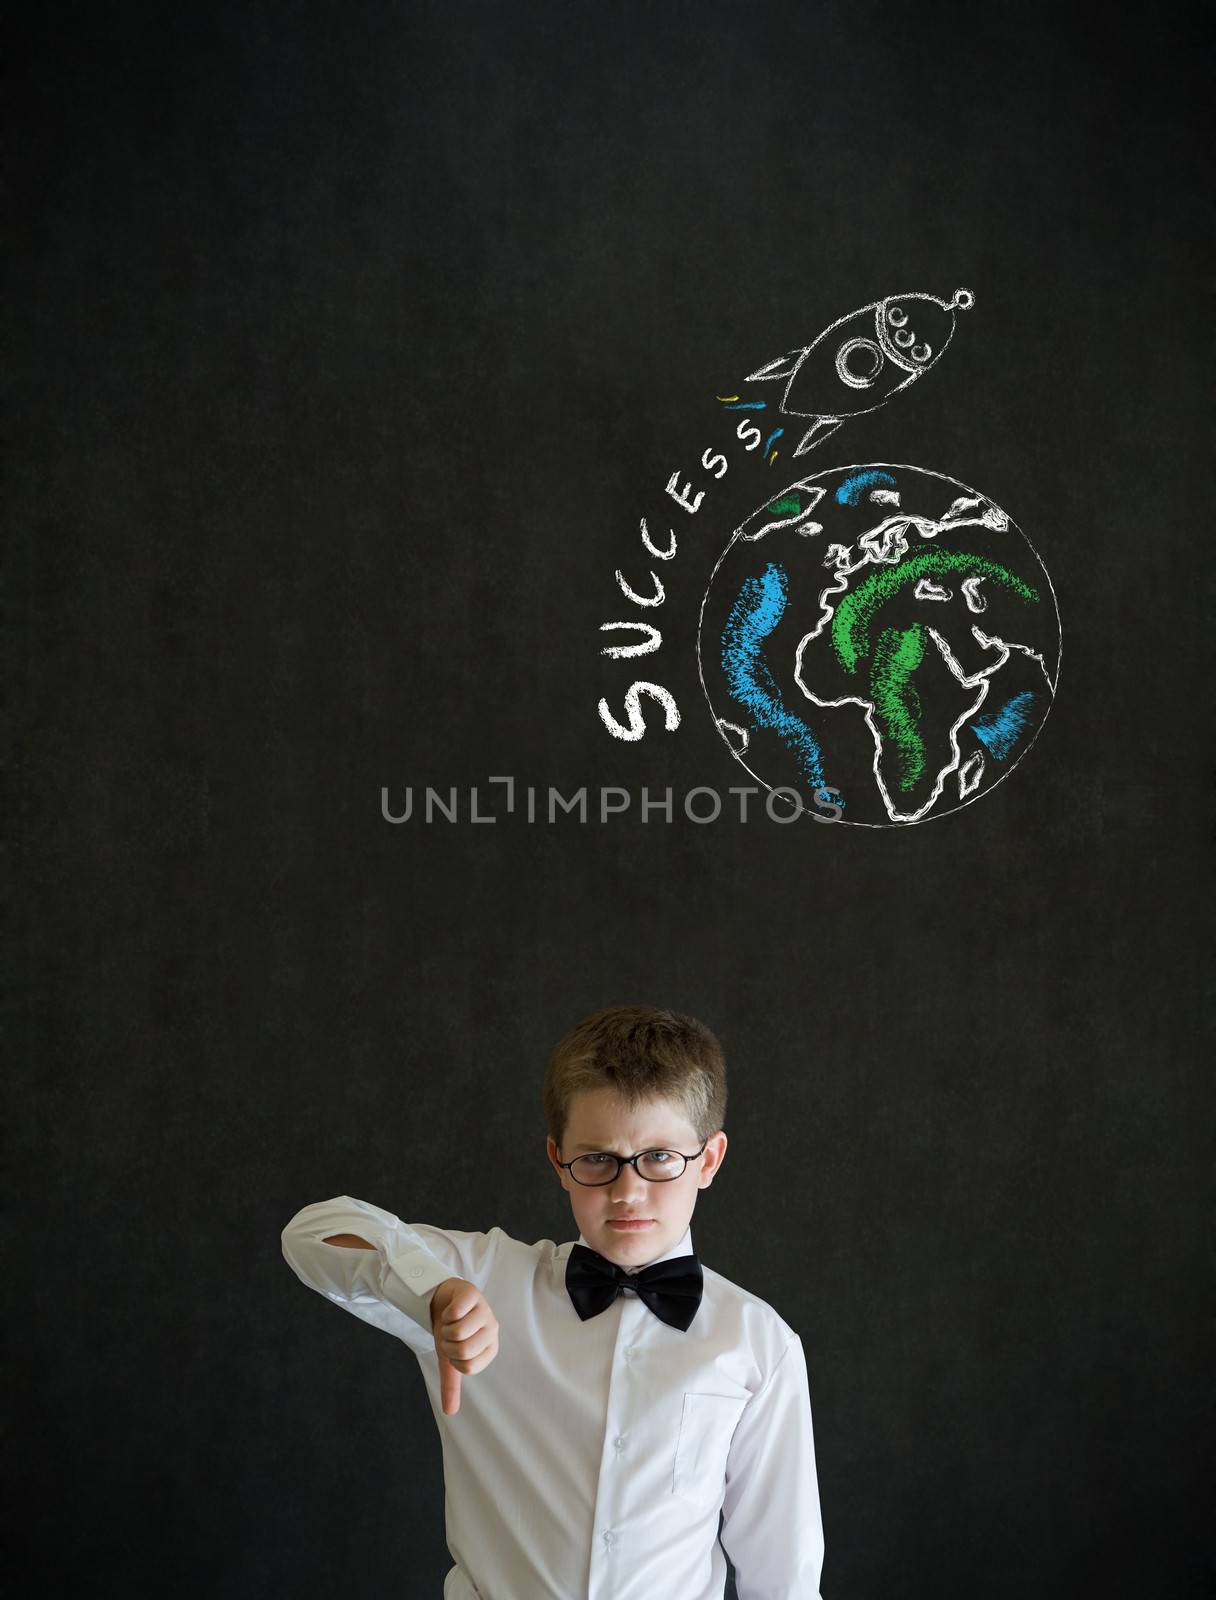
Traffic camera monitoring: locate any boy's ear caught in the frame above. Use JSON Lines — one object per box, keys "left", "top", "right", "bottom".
{"left": 700, "top": 1129, "right": 728, "bottom": 1184}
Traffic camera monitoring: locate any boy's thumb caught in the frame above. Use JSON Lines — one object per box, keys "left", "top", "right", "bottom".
{"left": 438, "top": 1348, "right": 462, "bottom": 1415}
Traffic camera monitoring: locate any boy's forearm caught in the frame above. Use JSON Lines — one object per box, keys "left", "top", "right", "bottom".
{"left": 321, "top": 1235, "right": 464, "bottom": 1303}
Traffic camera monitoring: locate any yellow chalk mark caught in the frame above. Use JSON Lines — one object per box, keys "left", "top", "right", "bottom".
{"left": 716, "top": 394, "right": 739, "bottom": 403}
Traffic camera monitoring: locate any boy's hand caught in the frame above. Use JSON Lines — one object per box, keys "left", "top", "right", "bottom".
{"left": 429, "top": 1277, "right": 500, "bottom": 1415}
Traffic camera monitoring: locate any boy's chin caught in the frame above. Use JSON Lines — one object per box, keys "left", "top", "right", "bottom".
{"left": 601, "top": 1221, "right": 660, "bottom": 1251}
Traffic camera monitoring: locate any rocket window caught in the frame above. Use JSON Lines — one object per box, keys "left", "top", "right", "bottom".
{"left": 835, "top": 337, "right": 884, "bottom": 389}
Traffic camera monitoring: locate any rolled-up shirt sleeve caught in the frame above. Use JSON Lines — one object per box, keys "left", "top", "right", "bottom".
{"left": 719, "top": 1332, "right": 825, "bottom": 1599}
{"left": 280, "top": 1194, "right": 470, "bottom": 1356}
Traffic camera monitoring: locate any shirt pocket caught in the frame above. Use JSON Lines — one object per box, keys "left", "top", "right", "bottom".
{"left": 672, "top": 1392, "right": 748, "bottom": 1514}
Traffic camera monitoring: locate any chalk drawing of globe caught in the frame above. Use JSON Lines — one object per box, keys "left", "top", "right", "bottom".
{"left": 697, "top": 464, "right": 1061, "bottom": 826}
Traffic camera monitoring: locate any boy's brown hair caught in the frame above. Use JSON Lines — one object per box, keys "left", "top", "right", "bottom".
{"left": 543, "top": 1005, "right": 728, "bottom": 1149}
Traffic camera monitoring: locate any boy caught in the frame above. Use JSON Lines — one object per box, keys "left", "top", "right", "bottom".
{"left": 281, "top": 1005, "right": 826, "bottom": 1598}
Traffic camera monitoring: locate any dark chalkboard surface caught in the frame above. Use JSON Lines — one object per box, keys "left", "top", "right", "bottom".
{"left": 10, "top": 2, "right": 1211, "bottom": 1595}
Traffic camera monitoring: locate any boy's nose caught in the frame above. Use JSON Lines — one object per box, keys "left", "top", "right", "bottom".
{"left": 611, "top": 1166, "right": 650, "bottom": 1198}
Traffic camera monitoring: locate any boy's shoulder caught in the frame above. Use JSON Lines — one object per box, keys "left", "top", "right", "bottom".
{"left": 700, "top": 1258, "right": 798, "bottom": 1338}
{"left": 698, "top": 1258, "right": 801, "bottom": 1370}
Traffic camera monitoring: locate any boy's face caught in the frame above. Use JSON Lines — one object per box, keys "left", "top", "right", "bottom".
{"left": 546, "top": 1087, "right": 727, "bottom": 1268}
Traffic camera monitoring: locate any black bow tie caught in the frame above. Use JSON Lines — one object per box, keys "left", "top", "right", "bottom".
{"left": 565, "top": 1242, "right": 703, "bottom": 1332}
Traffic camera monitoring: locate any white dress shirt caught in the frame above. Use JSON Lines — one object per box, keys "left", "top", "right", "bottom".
{"left": 281, "top": 1195, "right": 825, "bottom": 1599}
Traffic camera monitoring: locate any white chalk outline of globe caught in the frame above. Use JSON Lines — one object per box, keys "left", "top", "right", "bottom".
{"left": 695, "top": 462, "right": 1062, "bottom": 828}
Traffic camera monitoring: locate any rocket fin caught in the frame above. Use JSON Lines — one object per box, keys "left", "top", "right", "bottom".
{"left": 793, "top": 417, "right": 843, "bottom": 456}
{"left": 744, "top": 349, "right": 806, "bottom": 383}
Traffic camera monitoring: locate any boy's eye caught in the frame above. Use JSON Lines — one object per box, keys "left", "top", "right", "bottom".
{"left": 581, "top": 1148, "right": 673, "bottom": 1164}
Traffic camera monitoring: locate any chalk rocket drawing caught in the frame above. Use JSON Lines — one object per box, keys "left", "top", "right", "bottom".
{"left": 698, "top": 288, "right": 1061, "bottom": 827}
{"left": 738, "top": 287, "right": 974, "bottom": 459}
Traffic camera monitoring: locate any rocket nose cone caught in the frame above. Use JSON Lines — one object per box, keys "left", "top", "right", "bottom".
{"left": 876, "top": 292, "right": 963, "bottom": 370}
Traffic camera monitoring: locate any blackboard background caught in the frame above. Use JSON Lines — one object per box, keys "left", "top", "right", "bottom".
{"left": 10, "top": 2, "right": 1211, "bottom": 1595}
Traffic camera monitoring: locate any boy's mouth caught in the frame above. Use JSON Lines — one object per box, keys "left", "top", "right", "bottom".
{"left": 607, "top": 1219, "right": 654, "bottom": 1229}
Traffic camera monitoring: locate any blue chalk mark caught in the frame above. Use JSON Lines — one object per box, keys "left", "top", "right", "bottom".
{"left": 720, "top": 400, "right": 767, "bottom": 410}
{"left": 836, "top": 469, "right": 897, "bottom": 506}
{"left": 762, "top": 427, "right": 784, "bottom": 455}
{"left": 720, "top": 562, "right": 826, "bottom": 787}
{"left": 972, "top": 691, "right": 1036, "bottom": 759}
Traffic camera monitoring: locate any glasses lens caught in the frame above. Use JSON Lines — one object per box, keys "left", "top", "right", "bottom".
{"left": 570, "top": 1155, "right": 615, "bottom": 1185}
{"left": 569, "top": 1152, "right": 686, "bottom": 1184}
{"left": 638, "top": 1150, "right": 684, "bottom": 1180}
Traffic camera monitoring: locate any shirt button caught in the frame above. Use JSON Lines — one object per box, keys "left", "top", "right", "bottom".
{"left": 407, "top": 1268, "right": 423, "bottom": 1277}
{"left": 614, "top": 1436, "right": 626, "bottom": 1450}
{"left": 603, "top": 1530, "right": 616, "bottom": 1546}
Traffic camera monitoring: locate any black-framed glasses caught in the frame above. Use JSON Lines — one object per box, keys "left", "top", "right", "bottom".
{"left": 557, "top": 1141, "right": 708, "bottom": 1186}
